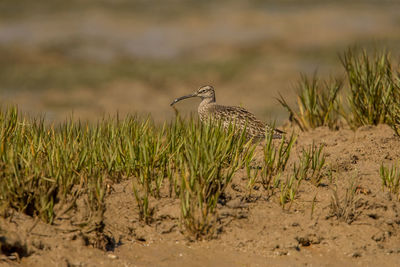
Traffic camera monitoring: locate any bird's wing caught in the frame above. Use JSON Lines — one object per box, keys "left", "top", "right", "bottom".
{"left": 209, "top": 105, "right": 283, "bottom": 139}
{"left": 209, "top": 105, "right": 265, "bottom": 135}
{"left": 213, "top": 105, "right": 264, "bottom": 124}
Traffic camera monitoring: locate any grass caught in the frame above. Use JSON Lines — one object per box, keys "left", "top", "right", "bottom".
{"left": 0, "top": 104, "right": 330, "bottom": 237}
{"left": 341, "top": 49, "right": 396, "bottom": 128}
{"left": 278, "top": 74, "right": 342, "bottom": 131}
{"left": 387, "top": 75, "right": 400, "bottom": 135}
{"left": 0, "top": 107, "right": 257, "bottom": 239}
{"left": 278, "top": 142, "right": 326, "bottom": 210}
{"left": 329, "top": 178, "right": 361, "bottom": 224}
{"left": 301, "top": 142, "right": 326, "bottom": 186}
{"left": 177, "top": 120, "right": 253, "bottom": 238}
{"left": 242, "top": 128, "right": 297, "bottom": 201}
{"left": 242, "top": 130, "right": 326, "bottom": 210}
{"left": 260, "top": 129, "right": 296, "bottom": 193}
{"left": 279, "top": 48, "right": 400, "bottom": 133}
{"left": 380, "top": 163, "right": 400, "bottom": 200}
{"left": 279, "top": 171, "right": 302, "bottom": 210}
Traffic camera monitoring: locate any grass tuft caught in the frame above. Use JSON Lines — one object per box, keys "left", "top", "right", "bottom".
{"left": 329, "top": 178, "right": 361, "bottom": 224}
{"left": 278, "top": 74, "right": 342, "bottom": 131}
{"left": 177, "top": 120, "right": 254, "bottom": 238}
{"left": 278, "top": 47, "right": 400, "bottom": 134}
{"left": 260, "top": 129, "right": 296, "bottom": 194}
{"left": 341, "top": 49, "right": 396, "bottom": 128}
{"left": 380, "top": 163, "right": 400, "bottom": 200}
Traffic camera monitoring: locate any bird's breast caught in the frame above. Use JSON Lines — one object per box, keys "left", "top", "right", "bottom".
{"left": 198, "top": 104, "right": 210, "bottom": 122}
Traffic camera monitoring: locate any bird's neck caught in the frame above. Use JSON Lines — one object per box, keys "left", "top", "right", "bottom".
{"left": 199, "top": 96, "right": 216, "bottom": 107}
{"left": 198, "top": 97, "right": 215, "bottom": 122}
{"left": 198, "top": 97, "right": 215, "bottom": 118}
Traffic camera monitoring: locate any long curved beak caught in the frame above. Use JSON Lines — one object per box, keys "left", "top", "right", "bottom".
{"left": 170, "top": 93, "right": 197, "bottom": 106}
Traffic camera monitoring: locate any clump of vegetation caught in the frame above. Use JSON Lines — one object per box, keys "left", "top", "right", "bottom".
{"left": 1, "top": 108, "right": 88, "bottom": 223}
{"left": 342, "top": 49, "right": 397, "bottom": 128}
{"left": 379, "top": 163, "right": 400, "bottom": 200}
{"left": 278, "top": 142, "right": 326, "bottom": 210}
{"left": 387, "top": 76, "right": 400, "bottom": 136}
{"left": 279, "top": 171, "right": 302, "bottom": 210}
{"left": 130, "top": 120, "right": 171, "bottom": 223}
{"left": 260, "top": 129, "right": 296, "bottom": 193}
{"left": 388, "top": 102, "right": 400, "bottom": 136}
{"left": 177, "top": 121, "right": 253, "bottom": 238}
{"left": 329, "top": 179, "right": 361, "bottom": 224}
{"left": 300, "top": 142, "right": 326, "bottom": 186}
{"left": 243, "top": 131, "right": 326, "bottom": 210}
{"left": 278, "top": 48, "right": 400, "bottom": 134}
{"left": 245, "top": 128, "right": 296, "bottom": 199}
{"left": 0, "top": 107, "right": 258, "bottom": 239}
{"left": 278, "top": 74, "right": 342, "bottom": 131}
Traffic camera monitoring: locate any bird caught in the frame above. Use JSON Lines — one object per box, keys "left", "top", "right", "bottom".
{"left": 170, "top": 85, "right": 284, "bottom": 140}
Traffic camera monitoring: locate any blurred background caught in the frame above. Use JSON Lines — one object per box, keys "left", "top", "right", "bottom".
{"left": 0, "top": 0, "right": 399, "bottom": 124}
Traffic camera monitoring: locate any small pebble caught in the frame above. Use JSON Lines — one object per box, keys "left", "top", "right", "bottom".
{"left": 107, "top": 254, "right": 118, "bottom": 259}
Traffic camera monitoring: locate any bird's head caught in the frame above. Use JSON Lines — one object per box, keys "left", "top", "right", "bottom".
{"left": 170, "top": 85, "right": 215, "bottom": 106}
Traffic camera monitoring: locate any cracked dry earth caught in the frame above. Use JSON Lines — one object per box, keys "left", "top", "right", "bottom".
{"left": 1, "top": 124, "right": 400, "bottom": 266}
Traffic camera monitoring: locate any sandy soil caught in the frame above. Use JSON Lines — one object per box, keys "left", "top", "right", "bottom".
{"left": 2, "top": 124, "right": 400, "bottom": 266}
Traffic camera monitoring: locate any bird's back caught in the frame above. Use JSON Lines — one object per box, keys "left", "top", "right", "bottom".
{"left": 199, "top": 103, "right": 281, "bottom": 139}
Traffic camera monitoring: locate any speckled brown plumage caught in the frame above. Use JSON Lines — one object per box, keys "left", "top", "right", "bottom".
{"left": 170, "top": 85, "right": 283, "bottom": 140}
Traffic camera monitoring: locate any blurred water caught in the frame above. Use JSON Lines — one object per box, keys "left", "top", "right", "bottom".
{"left": 1, "top": 3, "right": 399, "bottom": 61}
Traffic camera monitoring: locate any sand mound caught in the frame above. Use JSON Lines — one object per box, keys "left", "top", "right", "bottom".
{"left": 2, "top": 124, "right": 400, "bottom": 266}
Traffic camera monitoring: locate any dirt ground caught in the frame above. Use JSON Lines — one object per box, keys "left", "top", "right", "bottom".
{"left": 1, "top": 124, "right": 400, "bottom": 266}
